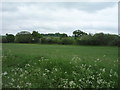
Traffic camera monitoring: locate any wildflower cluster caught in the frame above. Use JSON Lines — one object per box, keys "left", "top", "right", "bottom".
{"left": 2, "top": 55, "right": 118, "bottom": 88}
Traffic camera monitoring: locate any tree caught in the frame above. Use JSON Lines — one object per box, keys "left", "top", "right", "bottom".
{"left": 32, "top": 31, "right": 42, "bottom": 43}
{"left": 73, "top": 30, "right": 87, "bottom": 39}
{"left": 55, "top": 33, "right": 60, "bottom": 37}
{"left": 2, "top": 36, "right": 8, "bottom": 43}
{"left": 60, "top": 33, "right": 68, "bottom": 39}
{"left": 15, "top": 31, "right": 32, "bottom": 43}
{"left": 6, "top": 34, "right": 15, "bottom": 43}
{"left": 93, "top": 33, "right": 106, "bottom": 45}
{"left": 32, "top": 31, "right": 42, "bottom": 38}
{"left": 77, "top": 35, "right": 95, "bottom": 45}
{"left": 61, "top": 37, "right": 75, "bottom": 45}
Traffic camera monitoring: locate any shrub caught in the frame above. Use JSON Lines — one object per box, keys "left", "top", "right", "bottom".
{"left": 6, "top": 34, "right": 15, "bottom": 43}
{"left": 2, "top": 36, "right": 8, "bottom": 43}
{"left": 61, "top": 37, "right": 75, "bottom": 45}
{"left": 15, "top": 31, "right": 33, "bottom": 43}
{"left": 77, "top": 35, "right": 95, "bottom": 45}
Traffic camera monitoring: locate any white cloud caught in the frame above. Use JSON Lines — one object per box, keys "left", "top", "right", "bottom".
{"left": 2, "top": 2, "right": 118, "bottom": 35}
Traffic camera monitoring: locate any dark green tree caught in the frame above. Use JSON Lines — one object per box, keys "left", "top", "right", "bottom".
{"left": 73, "top": 30, "right": 87, "bottom": 39}
{"left": 15, "top": 31, "right": 32, "bottom": 43}
{"left": 77, "top": 34, "right": 95, "bottom": 45}
{"left": 2, "top": 36, "right": 8, "bottom": 43}
{"left": 32, "top": 31, "right": 42, "bottom": 43}
{"left": 60, "top": 33, "right": 68, "bottom": 39}
{"left": 6, "top": 34, "right": 15, "bottom": 43}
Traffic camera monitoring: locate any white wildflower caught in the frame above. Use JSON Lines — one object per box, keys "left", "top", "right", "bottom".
{"left": 109, "top": 74, "right": 112, "bottom": 77}
{"left": 114, "top": 72, "right": 118, "bottom": 77}
{"left": 26, "top": 82, "right": 31, "bottom": 86}
{"left": 79, "top": 79, "right": 82, "bottom": 82}
{"left": 17, "top": 85, "right": 21, "bottom": 88}
{"left": 54, "top": 68, "right": 58, "bottom": 71}
{"left": 26, "top": 64, "right": 30, "bottom": 67}
{"left": 3, "top": 72, "right": 8, "bottom": 75}
{"left": 69, "top": 81, "right": 76, "bottom": 86}
{"left": 20, "top": 74, "right": 24, "bottom": 77}
{"left": 11, "top": 78, "right": 15, "bottom": 82}
{"left": 110, "top": 69, "right": 113, "bottom": 73}
{"left": 43, "top": 73, "right": 46, "bottom": 76}
{"left": 64, "top": 72, "right": 67, "bottom": 74}
{"left": 103, "top": 55, "right": 106, "bottom": 57}
{"left": 72, "top": 71, "right": 77, "bottom": 75}
{"left": 97, "top": 58, "right": 100, "bottom": 61}
{"left": 45, "top": 69, "right": 50, "bottom": 72}
{"left": 102, "top": 68, "right": 106, "bottom": 72}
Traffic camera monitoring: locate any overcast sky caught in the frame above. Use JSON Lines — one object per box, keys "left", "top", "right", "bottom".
{"left": 1, "top": 2, "right": 118, "bottom": 35}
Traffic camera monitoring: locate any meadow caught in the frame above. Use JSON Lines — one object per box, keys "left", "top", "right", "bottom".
{"left": 2, "top": 43, "right": 118, "bottom": 88}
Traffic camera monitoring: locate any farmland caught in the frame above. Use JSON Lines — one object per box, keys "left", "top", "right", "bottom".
{"left": 2, "top": 43, "right": 118, "bottom": 88}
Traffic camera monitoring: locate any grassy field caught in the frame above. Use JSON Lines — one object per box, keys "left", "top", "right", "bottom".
{"left": 2, "top": 43, "right": 118, "bottom": 88}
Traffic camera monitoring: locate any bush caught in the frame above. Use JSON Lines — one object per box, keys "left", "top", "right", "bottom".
{"left": 41, "top": 37, "right": 61, "bottom": 44}
{"left": 32, "top": 31, "right": 42, "bottom": 43}
{"left": 15, "top": 31, "right": 33, "bottom": 43}
{"left": 108, "top": 36, "right": 120, "bottom": 46}
{"left": 93, "top": 34, "right": 120, "bottom": 46}
{"left": 77, "top": 35, "right": 95, "bottom": 45}
{"left": 2, "top": 36, "right": 8, "bottom": 43}
{"left": 6, "top": 34, "right": 15, "bottom": 43}
{"left": 61, "top": 37, "right": 75, "bottom": 45}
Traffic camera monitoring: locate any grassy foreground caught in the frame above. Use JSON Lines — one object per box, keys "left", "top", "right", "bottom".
{"left": 2, "top": 43, "right": 118, "bottom": 88}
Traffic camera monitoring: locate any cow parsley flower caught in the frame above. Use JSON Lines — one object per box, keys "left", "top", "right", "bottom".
{"left": 3, "top": 72, "right": 8, "bottom": 75}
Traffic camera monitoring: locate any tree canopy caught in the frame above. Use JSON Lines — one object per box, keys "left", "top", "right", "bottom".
{"left": 2, "top": 30, "right": 119, "bottom": 46}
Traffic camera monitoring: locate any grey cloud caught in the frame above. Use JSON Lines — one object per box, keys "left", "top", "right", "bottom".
{"left": 52, "top": 2, "right": 116, "bottom": 12}
{"left": 2, "top": 2, "right": 118, "bottom": 35}
{"left": 2, "top": 2, "right": 116, "bottom": 12}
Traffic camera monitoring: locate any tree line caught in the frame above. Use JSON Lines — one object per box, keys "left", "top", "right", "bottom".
{"left": 1, "top": 30, "right": 120, "bottom": 46}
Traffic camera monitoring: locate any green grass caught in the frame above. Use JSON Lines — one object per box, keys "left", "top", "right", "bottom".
{"left": 2, "top": 43, "right": 118, "bottom": 88}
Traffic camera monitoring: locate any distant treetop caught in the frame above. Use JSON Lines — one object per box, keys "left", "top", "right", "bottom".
{"left": 16, "top": 31, "right": 31, "bottom": 35}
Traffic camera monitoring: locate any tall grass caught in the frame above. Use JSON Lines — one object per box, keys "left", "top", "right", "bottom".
{"left": 2, "top": 44, "right": 118, "bottom": 88}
